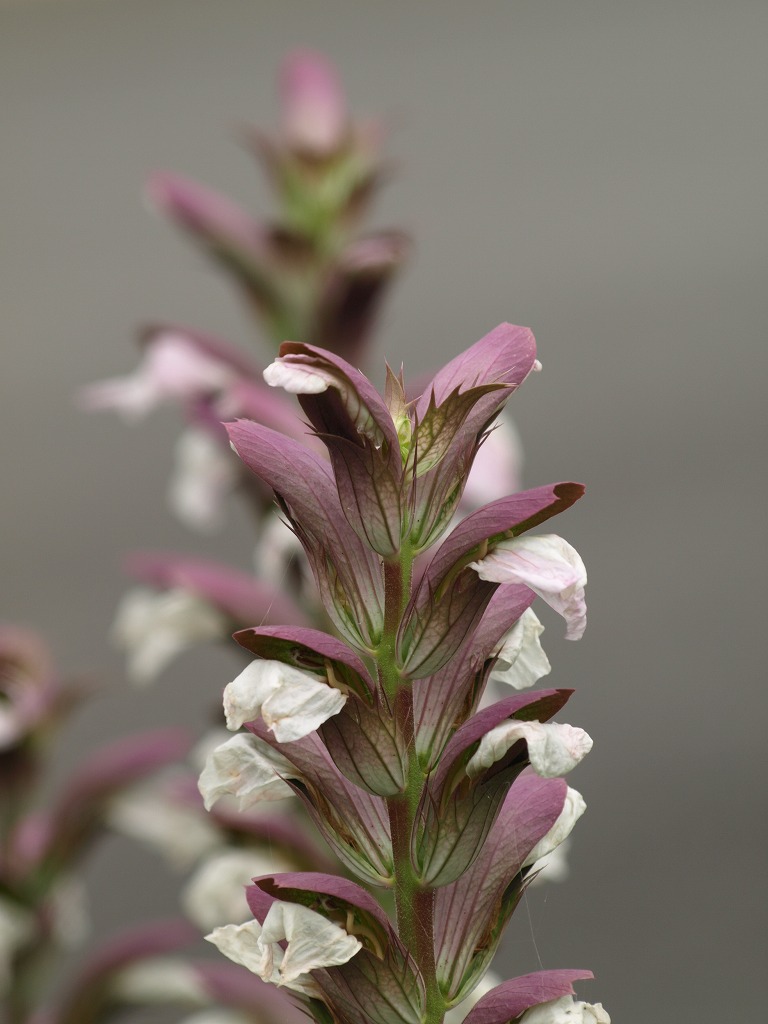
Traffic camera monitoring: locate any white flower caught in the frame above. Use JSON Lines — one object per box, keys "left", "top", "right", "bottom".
{"left": 466, "top": 721, "right": 592, "bottom": 780}
{"left": 224, "top": 660, "right": 347, "bottom": 742}
{"left": 183, "top": 849, "right": 292, "bottom": 931}
{"left": 168, "top": 428, "right": 238, "bottom": 533}
{"left": 112, "top": 587, "right": 226, "bottom": 684}
{"left": 470, "top": 534, "right": 587, "bottom": 641}
{"left": 79, "top": 332, "right": 236, "bottom": 421}
{"left": 111, "top": 957, "right": 208, "bottom": 1005}
{"left": 520, "top": 995, "right": 611, "bottom": 1023}
{"left": 206, "top": 902, "right": 361, "bottom": 995}
{"left": 108, "top": 777, "right": 220, "bottom": 869}
{"left": 524, "top": 787, "right": 586, "bottom": 873}
{"left": 0, "top": 896, "right": 34, "bottom": 997}
{"left": 444, "top": 970, "right": 502, "bottom": 1023}
{"left": 489, "top": 608, "right": 551, "bottom": 690}
{"left": 197, "top": 733, "right": 296, "bottom": 811}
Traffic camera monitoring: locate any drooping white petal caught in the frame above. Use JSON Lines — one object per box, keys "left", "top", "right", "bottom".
{"left": 206, "top": 903, "right": 361, "bottom": 996}
{"left": 466, "top": 721, "right": 592, "bottom": 780}
{"left": 197, "top": 733, "right": 296, "bottom": 811}
{"left": 470, "top": 534, "right": 587, "bottom": 641}
{"left": 260, "top": 902, "right": 362, "bottom": 983}
{"left": 112, "top": 587, "right": 226, "bottom": 684}
{"left": 263, "top": 359, "right": 331, "bottom": 394}
{"left": 224, "top": 659, "right": 347, "bottom": 742}
{"left": 168, "top": 428, "right": 238, "bottom": 533}
{"left": 490, "top": 608, "right": 551, "bottom": 690}
{"left": 183, "top": 849, "right": 292, "bottom": 931}
{"left": 524, "top": 787, "right": 586, "bottom": 870}
{"left": 111, "top": 957, "right": 208, "bottom": 1005}
{"left": 520, "top": 995, "right": 611, "bottom": 1023}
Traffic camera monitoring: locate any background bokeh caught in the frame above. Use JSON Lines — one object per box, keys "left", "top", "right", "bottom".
{"left": 2, "top": 0, "right": 767, "bottom": 1019}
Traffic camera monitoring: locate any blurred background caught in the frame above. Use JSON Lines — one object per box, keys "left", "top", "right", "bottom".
{"left": 2, "top": 0, "right": 767, "bottom": 1019}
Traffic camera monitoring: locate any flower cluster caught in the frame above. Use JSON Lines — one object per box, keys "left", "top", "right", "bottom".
{"left": 199, "top": 326, "right": 606, "bottom": 1023}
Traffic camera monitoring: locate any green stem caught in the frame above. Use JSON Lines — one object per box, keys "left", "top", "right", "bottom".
{"left": 380, "top": 554, "right": 444, "bottom": 1024}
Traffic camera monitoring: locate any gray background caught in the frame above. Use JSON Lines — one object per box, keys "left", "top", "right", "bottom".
{"left": 2, "top": 0, "right": 767, "bottom": 1019}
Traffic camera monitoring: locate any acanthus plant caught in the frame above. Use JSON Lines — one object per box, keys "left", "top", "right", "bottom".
{"left": 198, "top": 327, "right": 609, "bottom": 1024}
{"left": 62, "top": 48, "right": 610, "bottom": 1024}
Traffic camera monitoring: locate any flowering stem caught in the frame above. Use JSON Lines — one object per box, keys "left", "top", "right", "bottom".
{"left": 381, "top": 554, "right": 444, "bottom": 1024}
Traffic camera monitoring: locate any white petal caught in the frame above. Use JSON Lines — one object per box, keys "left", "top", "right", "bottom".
{"left": 263, "top": 359, "right": 330, "bottom": 394}
{"left": 470, "top": 534, "right": 587, "bottom": 641}
{"left": 259, "top": 902, "right": 362, "bottom": 982}
{"left": 521, "top": 995, "right": 611, "bottom": 1023}
{"left": 197, "top": 733, "right": 296, "bottom": 811}
{"left": 183, "top": 849, "right": 292, "bottom": 931}
{"left": 206, "top": 903, "right": 361, "bottom": 998}
{"left": 112, "top": 588, "right": 226, "bottom": 684}
{"left": 206, "top": 919, "right": 281, "bottom": 986}
{"left": 224, "top": 660, "right": 347, "bottom": 742}
{"left": 490, "top": 608, "right": 551, "bottom": 690}
{"left": 466, "top": 721, "right": 592, "bottom": 779}
{"left": 524, "top": 787, "right": 586, "bottom": 869}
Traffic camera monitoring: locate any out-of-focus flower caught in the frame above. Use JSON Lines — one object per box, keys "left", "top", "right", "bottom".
{"left": 471, "top": 534, "right": 588, "bottom": 640}
{"left": 206, "top": 902, "right": 361, "bottom": 994}
{"left": 177, "top": 1012, "right": 252, "bottom": 1024}
{"left": 107, "top": 773, "right": 221, "bottom": 870}
{"left": 169, "top": 427, "right": 240, "bottom": 533}
{"left": 79, "top": 330, "right": 241, "bottom": 421}
{"left": 111, "top": 956, "right": 208, "bottom": 1005}
{"left": 112, "top": 587, "right": 227, "bottom": 684}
